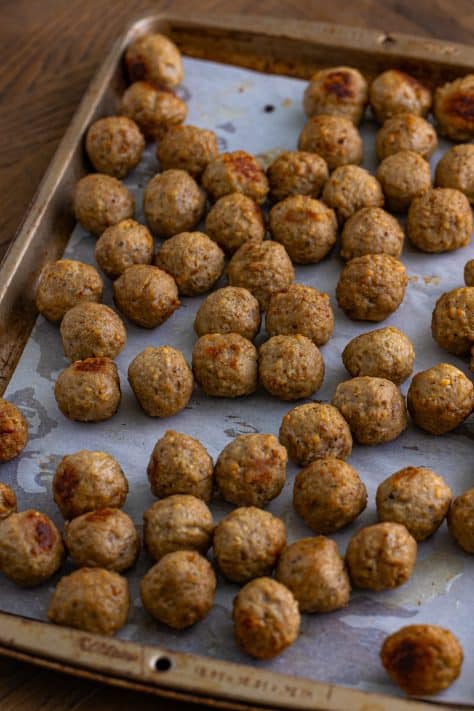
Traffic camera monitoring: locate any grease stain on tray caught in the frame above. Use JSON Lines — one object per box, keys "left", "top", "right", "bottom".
{"left": 408, "top": 275, "right": 440, "bottom": 285}
{"left": 388, "top": 546, "right": 464, "bottom": 607}
{"left": 256, "top": 146, "right": 285, "bottom": 169}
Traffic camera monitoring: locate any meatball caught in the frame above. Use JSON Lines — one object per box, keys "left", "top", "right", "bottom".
{"left": 369, "top": 70, "right": 432, "bottom": 123}
{"left": 0, "top": 399, "right": 28, "bottom": 462}
{"left": 113, "top": 264, "right": 179, "bottom": 329}
{"left": 279, "top": 403, "right": 352, "bottom": 466}
{"left": 0, "top": 510, "right": 64, "bottom": 587}
{"left": 227, "top": 240, "right": 294, "bottom": 311}
{"left": 144, "top": 169, "right": 205, "bottom": 239}
{"left": 303, "top": 66, "right": 368, "bottom": 124}
{"left": 53, "top": 450, "right": 128, "bottom": 520}
{"left": 332, "top": 376, "right": 408, "bottom": 445}
{"left": 407, "top": 363, "right": 474, "bottom": 435}
{"left": 54, "top": 358, "right": 121, "bottom": 422}
{"left": 60, "top": 303, "right": 126, "bottom": 362}
{"left": 143, "top": 495, "right": 214, "bottom": 561}
{"left": 125, "top": 32, "right": 183, "bottom": 88}
{"left": 193, "top": 287, "right": 261, "bottom": 340}
{"left": 276, "top": 537, "right": 351, "bottom": 613}
{"left": 233, "top": 577, "right": 300, "bottom": 659}
{"left": 48, "top": 567, "right": 129, "bottom": 635}
{"left": 381, "top": 625, "right": 463, "bottom": 696}
{"left": 65, "top": 508, "right": 139, "bottom": 572}
{"left": 340, "top": 207, "right": 404, "bottom": 261}
{"left": 266, "top": 284, "right": 334, "bottom": 347}
{"left": 268, "top": 196, "right": 337, "bottom": 264}
{"left": 147, "top": 430, "right": 213, "bottom": 502}
{"left": 298, "top": 115, "right": 363, "bottom": 170}
{"left": 73, "top": 173, "right": 134, "bottom": 236}
{"left": 204, "top": 193, "right": 265, "bottom": 254}
{"left": 128, "top": 346, "right": 193, "bottom": 418}
{"left": 435, "top": 144, "right": 474, "bottom": 203}
{"left": 434, "top": 74, "right": 474, "bottom": 141}
{"left": 345, "top": 522, "right": 417, "bottom": 591}
{"left": 157, "top": 124, "right": 218, "bottom": 178}
{"left": 213, "top": 507, "right": 286, "bottom": 583}
{"left": 342, "top": 326, "right": 415, "bottom": 384}
{"left": 192, "top": 333, "right": 257, "bottom": 398}
{"left": 259, "top": 334, "right": 325, "bottom": 401}
{"left": 95, "top": 219, "right": 154, "bottom": 279}
{"left": 407, "top": 188, "right": 472, "bottom": 253}
{"left": 267, "top": 151, "right": 329, "bottom": 202}
{"left": 322, "top": 165, "right": 384, "bottom": 225}
{"left": 202, "top": 151, "right": 269, "bottom": 204}
{"left": 376, "top": 150, "right": 432, "bottom": 212}
{"left": 448, "top": 488, "right": 474, "bottom": 553}
{"left": 336, "top": 254, "right": 407, "bottom": 322}
{"left": 431, "top": 287, "right": 474, "bottom": 355}
{"left": 215, "top": 433, "right": 287, "bottom": 508}
{"left": 155, "top": 231, "right": 225, "bottom": 296}
{"left": 140, "top": 550, "right": 216, "bottom": 629}
{"left": 121, "top": 81, "right": 187, "bottom": 140}
{"left": 36, "top": 259, "right": 103, "bottom": 323}
{"left": 85, "top": 116, "right": 144, "bottom": 178}
{"left": 466, "top": 259, "right": 474, "bottom": 286}
{"left": 0, "top": 482, "right": 17, "bottom": 519}
{"left": 375, "top": 113, "right": 438, "bottom": 161}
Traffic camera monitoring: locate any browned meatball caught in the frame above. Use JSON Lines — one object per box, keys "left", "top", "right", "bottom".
{"left": 85, "top": 116, "right": 144, "bottom": 178}
{"left": 267, "top": 151, "right": 329, "bottom": 202}
{"left": 36, "top": 259, "right": 103, "bottom": 323}
{"left": 434, "top": 74, "right": 474, "bottom": 141}
{"left": 369, "top": 70, "right": 432, "bottom": 123}
{"left": 144, "top": 170, "right": 205, "bottom": 239}
{"left": 269, "top": 196, "right": 337, "bottom": 264}
{"left": 202, "top": 151, "right": 269, "bottom": 204}
{"left": 0, "top": 400, "right": 28, "bottom": 462}
{"left": 54, "top": 358, "right": 121, "bottom": 423}
{"left": 53, "top": 450, "right": 128, "bottom": 520}
{"left": 342, "top": 326, "right": 415, "bottom": 384}
{"left": 147, "top": 430, "right": 213, "bottom": 502}
{"left": 121, "top": 81, "right": 187, "bottom": 140}
{"left": 233, "top": 577, "right": 300, "bottom": 659}
{"left": 213, "top": 507, "right": 286, "bottom": 583}
{"left": 140, "top": 550, "right": 216, "bottom": 629}
{"left": 266, "top": 284, "right": 334, "bottom": 347}
{"left": 125, "top": 32, "right": 183, "bottom": 88}
{"left": 157, "top": 125, "right": 218, "bottom": 178}
{"left": 465, "top": 259, "right": 474, "bottom": 286}
{"left": 276, "top": 537, "right": 351, "bottom": 613}
{"left": 113, "top": 264, "right": 179, "bottom": 329}
{"left": 204, "top": 193, "right": 265, "bottom": 254}
{"left": 435, "top": 144, "right": 474, "bottom": 203}
{"left": 431, "top": 287, "right": 474, "bottom": 355}
{"left": 298, "top": 115, "right": 363, "bottom": 170}
{"left": 0, "top": 482, "right": 16, "bottom": 519}
{"left": 340, "top": 207, "right": 404, "bottom": 261}
{"left": 448, "top": 488, "right": 474, "bottom": 553}
{"left": 48, "top": 567, "right": 129, "bottom": 635}
{"left": 143, "top": 495, "right": 214, "bottom": 561}
{"left": 193, "top": 287, "right": 261, "bottom": 340}
{"left": 65, "top": 508, "right": 139, "bottom": 572}
{"left": 192, "top": 333, "right": 257, "bottom": 398}
{"left": 155, "top": 231, "right": 225, "bottom": 296}
{"left": 322, "top": 165, "right": 384, "bottom": 224}
{"left": 407, "top": 363, "right": 474, "bottom": 435}
{"left": 407, "top": 188, "right": 472, "bottom": 253}
{"left": 375, "top": 113, "right": 438, "bottom": 161}
{"left": 95, "top": 219, "right": 154, "bottom": 279}
{"left": 381, "top": 625, "right": 463, "bottom": 696}
{"left": 303, "top": 67, "right": 368, "bottom": 124}
{"left": 60, "top": 303, "right": 126, "bottom": 362}
{"left": 376, "top": 151, "right": 432, "bottom": 212}
{"left": 73, "top": 173, "right": 135, "bottom": 236}
{"left": 259, "top": 335, "right": 324, "bottom": 401}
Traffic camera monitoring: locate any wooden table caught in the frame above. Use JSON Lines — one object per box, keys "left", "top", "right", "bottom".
{"left": 0, "top": 1, "right": 472, "bottom": 708}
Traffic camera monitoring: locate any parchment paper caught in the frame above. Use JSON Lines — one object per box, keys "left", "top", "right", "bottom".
{"left": 2, "top": 57, "right": 474, "bottom": 704}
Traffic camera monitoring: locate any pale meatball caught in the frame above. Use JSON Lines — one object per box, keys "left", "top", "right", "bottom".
{"left": 157, "top": 124, "right": 218, "bottom": 178}
{"left": 294, "top": 457, "right": 367, "bottom": 534}
{"left": 85, "top": 116, "right": 144, "bottom": 178}
{"left": 233, "top": 577, "right": 300, "bottom": 659}
{"left": 65, "top": 509, "right": 140, "bottom": 572}
{"left": 73, "top": 173, "right": 135, "bottom": 236}
{"left": 0, "top": 399, "right": 28, "bottom": 462}
{"left": 435, "top": 144, "right": 474, "bottom": 203}
{"left": 279, "top": 403, "right": 352, "bottom": 466}
{"left": 342, "top": 326, "right": 415, "bottom": 384}
{"left": 143, "top": 495, "right": 214, "bottom": 561}
{"left": 369, "top": 70, "right": 432, "bottom": 123}
{"left": 375, "top": 113, "right": 438, "bottom": 161}
{"left": 303, "top": 66, "right": 368, "bottom": 124}
{"left": 213, "top": 507, "right": 286, "bottom": 583}
{"left": 259, "top": 334, "right": 325, "bottom": 401}
{"left": 0, "top": 510, "right": 64, "bottom": 587}
{"left": 340, "top": 207, "right": 404, "bottom": 261}
{"left": 60, "top": 303, "right": 126, "bottom": 362}
{"left": 121, "top": 81, "right": 187, "bottom": 140}
{"left": 192, "top": 333, "right": 257, "bottom": 398}
{"left": 336, "top": 254, "right": 407, "bottom": 321}
{"left": 125, "top": 32, "right": 183, "bottom": 88}
{"left": 345, "top": 522, "right": 417, "bottom": 591}
{"left": 202, "top": 151, "right": 269, "bottom": 204}
{"left": 53, "top": 450, "right": 128, "bottom": 520}
{"left": 376, "top": 150, "right": 432, "bottom": 212}
{"left": 95, "top": 219, "right": 154, "bottom": 279}
{"left": 144, "top": 170, "right": 205, "bottom": 238}
{"left": 267, "top": 151, "right": 329, "bottom": 202}
{"left": 54, "top": 358, "right": 121, "bottom": 423}
{"left": 204, "top": 193, "right": 265, "bottom": 254}
{"left": 215, "top": 433, "right": 287, "bottom": 508}
{"left": 298, "top": 115, "right": 363, "bottom": 170}
{"left": 276, "top": 537, "right": 351, "bottom": 613}
{"left": 0, "top": 482, "right": 16, "bottom": 519}
{"left": 434, "top": 74, "right": 474, "bottom": 141}
{"left": 465, "top": 260, "right": 474, "bottom": 286}
{"left": 332, "top": 376, "right": 408, "bottom": 445}
{"left": 322, "top": 165, "right": 384, "bottom": 224}
{"left": 48, "top": 568, "right": 129, "bottom": 635}
{"left": 147, "top": 430, "right": 213, "bottom": 502}
{"left": 113, "top": 264, "right": 179, "bottom": 329}
{"left": 407, "top": 188, "right": 472, "bottom": 253}
{"left": 407, "top": 363, "right": 474, "bottom": 435}
{"left": 431, "top": 287, "right": 474, "bottom": 355}
{"left": 448, "top": 488, "right": 474, "bottom": 553}
{"left": 266, "top": 284, "right": 334, "bottom": 346}
{"left": 268, "top": 196, "right": 337, "bottom": 264}
{"left": 128, "top": 346, "right": 193, "bottom": 418}
{"left": 155, "top": 232, "right": 225, "bottom": 296}
{"left": 140, "top": 550, "right": 216, "bottom": 629}
{"left": 36, "top": 259, "right": 103, "bottom": 323}
{"left": 193, "top": 287, "right": 261, "bottom": 340}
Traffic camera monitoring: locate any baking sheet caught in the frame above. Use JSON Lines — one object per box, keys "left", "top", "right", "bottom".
{"left": 2, "top": 56, "right": 474, "bottom": 705}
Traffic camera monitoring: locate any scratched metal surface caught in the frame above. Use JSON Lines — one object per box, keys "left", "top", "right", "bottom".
{"left": 1, "top": 57, "right": 473, "bottom": 704}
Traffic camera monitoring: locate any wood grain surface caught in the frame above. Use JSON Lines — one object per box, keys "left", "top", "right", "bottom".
{"left": 0, "top": 1, "right": 472, "bottom": 709}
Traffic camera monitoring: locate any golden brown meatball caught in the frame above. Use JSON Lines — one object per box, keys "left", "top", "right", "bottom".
{"left": 85, "top": 116, "right": 144, "bottom": 178}
{"left": 465, "top": 259, "right": 474, "bottom": 286}
{"left": 54, "top": 358, "right": 121, "bottom": 423}
{"left": 276, "top": 537, "right": 351, "bottom": 613}
{"left": 369, "top": 70, "right": 431, "bottom": 123}
{"left": 259, "top": 335, "right": 325, "bottom": 401}
{"left": 303, "top": 67, "right": 368, "bottom": 124}
{"left": 140, "top": 550, "right": 215, "bottom": 629}
{"left": 0, "top": 510, "right": 64, "bottom": 587}
{"left": 0, "top": 482, "right": 16, "bottom": 519}
{"left": 53, "top": 450, "right": 128, "bottom": 520}
{"left": 407, "top": 188, "right": 472, "bottom": 253}
{"left": 342, "top": 326, "right": 415, "bottom": 384}
{"left": 36, "top": 259, "right": 103, "bottom": 323}
{"left": 407, "top": 363, "right": 474, "bottom": 435}
{"left": 155, "top": 231, "right": 225, "bottom": 296}
{"left": 73, "top": 173, "right": 135, "bottom": 236}
{"left": 125, "top": 32, "right": 183, "bottom": 88}
{"left": 144, "top": 169, "right": 205, "bottom": 239}
{"left": 340, "top": 207, "right": 404, "bottom": 261}
{"left": 202, "top": 151, "right": 269, "bottom": 204}
{"left": 448, "top": 488, "right": 474, "bottom": 553}
{"left": 157, "top": 124, "right": 218, "bottom": 178}
{"left": 375, "top": 113, "right": 438, "bottom": 161}
{"left": 435, "top": 144, "right": 474, "bottom": 203}
{"left": 113, "top": 264, "right": 179, "bottom": 329}
{"left": 48, "top": 567, "right": 129, "bottom": 635}
{"left": 213, "top": 507, "right": 286, "bottom": 583}
{"left": 267, "top": 151, "right": 329, "bottom": 202}
{"left": 215, "top": 433, "right": 287, "bottom": 508}
{"left": 434, "top": 74, "right": 474, "bottom": 141}
{"left": 266, "top": 284, "right": 334, "bottom": 346}
{"left": 60, "top": 303, "right": 126, "bottom": 362}
{"left": 121, "top": 81, "right": 187, "bottom": 140}
{"left": 381, "top": 625, "right": 463, "bottom": 696}
{"left": 431, "top": 287, "right": 474, "bottom": 355}
{"left": 0, "top": 400, "right": 28, "bottom": 462}
{"left": 298, "top": 115, "right": 363, "bottom": 170}
{"left": 192, "top": 333, "right": 257, "bottom": 398}
{"left": 193, "top": 287, "right": 261, "bottom": 340}
{"left": 322, "top": 165, "right": 384, "bottom": 224}
{"left": 95, "top": 219, "right": 154, "bottom": 279}
{"left": 376, "top": 150, "right": 432, "bottom": 212}
{"left": 204, "top": 193, "right": 265, "bottom": 254}
{"left": 233, "top": 577, "right": 300, "bottom": 659}
{"left": 147, "top": 430, "right": 213, "bottom": 502}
